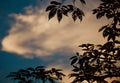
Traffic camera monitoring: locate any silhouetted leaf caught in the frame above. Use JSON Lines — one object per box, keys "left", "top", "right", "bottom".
{"left": 96, "top": 12, "right": 105, "bottom": 19}
{"left": 99, "top": 25, "right": 108, "bottom": 32}
{"left": 114, "top": 40, "right": 120, "bottom": 44}
{"left": 72, "top": 68, "right": 79, "bottom": 72}
{"left": 72, "top": 8, "right": 84, "bottom": 21}
{"left": 67, "top": 5, "right": 74, "bottom": 12}
{"left": 62, "top": 5, "right": 69, "bottom": 16}
{"left": 76, "top": 52, "right": 79, "bottom": 56}
{"left": 57, "top": 9, "right": 62, "bottom": 22}
{"left": 106, "top": 13, "right": 114, "bottom": 19}
{"left": 48, "top": 8, "right": 57, "bottom": 20}
{"left": 77, "top": 8, "right": 84, "bottom": 21}
{"left": 72, "top": 11, "right": 77, "bottom": 21}
{"left": 71, "top": 57, "right": 78, "bottom": 65}
{"left": 69, "top": 73, "right": 79, "bottom": 77}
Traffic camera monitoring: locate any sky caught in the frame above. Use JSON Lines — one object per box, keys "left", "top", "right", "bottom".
{"left": 0, "top": 0, "right": 114, "bottom": 83}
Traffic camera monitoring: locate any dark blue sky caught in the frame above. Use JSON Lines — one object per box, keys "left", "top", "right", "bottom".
{"left": 0, "top": 0, "right": 47, "bottom": 83}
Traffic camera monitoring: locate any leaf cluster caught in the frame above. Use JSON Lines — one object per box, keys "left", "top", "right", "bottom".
{"left": 46, "top": 0, "right": 85, "bottom": 22}
{"left": 70, "top": 42, "right": 120, "bottom": 83}
{"left": 69, "top": 0, "right": 120, "bottom": 82}
{"left": 7, "top": 66, "right": 65, "bottom": 83}
{"left": 99, "top": 25, "right": 120, "bottom": 41}
{"left": 93, "top": 0, "right": 120, "bottom": 20}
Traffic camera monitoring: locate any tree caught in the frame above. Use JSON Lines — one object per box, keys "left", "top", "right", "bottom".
{"left": 7, "top": 66, "right": 65, "bottom": 83}
{"left": 7, "top": 0, "right": 120, "bottom": 83}
{"left": 68, "top": 0, "right": 120, "bottom": 83}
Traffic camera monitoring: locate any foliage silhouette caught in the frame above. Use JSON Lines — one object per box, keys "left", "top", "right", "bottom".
{"left": 69, "top": 0, "right": 120, "bottom": 83}
{"left": 7, "top": 66, "right": 65, "bottom": 83}
{"left": 7, "top": 0, "right": 120, "bottom": 83}
{"left": 46, "top": 0, "right": 85, "bottom": 22}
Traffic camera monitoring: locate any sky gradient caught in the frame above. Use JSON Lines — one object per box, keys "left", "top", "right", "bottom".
{"left": 0, "top": 0, "right": 113, "bottom": 83}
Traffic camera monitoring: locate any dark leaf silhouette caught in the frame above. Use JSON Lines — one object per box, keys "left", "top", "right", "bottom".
{"left": 46, "top": 0, "right": 85, "bottom": 22}
{"left": 72, "top": 8, "right": 84, "bottom": 21}
{"left": 48, "top": 8, "right": 57, "bottom": 20}
{"left": 57, "top": 9, "right": 62, "bottom": 22}
{"left": 70, "top": 57, "right": 78, "bottom": 65}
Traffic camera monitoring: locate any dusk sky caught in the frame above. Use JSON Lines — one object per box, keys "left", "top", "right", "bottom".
{"left": 0, "top": 0, "right": 110, "bottom": 83}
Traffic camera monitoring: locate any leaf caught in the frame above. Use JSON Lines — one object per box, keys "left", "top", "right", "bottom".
{"left": 72, "top": 69, "right": 79, "bottom": 72}
{"left": 111, "top": 35, "right": 115, "bottom": 41}
{"left": 72, "top": 66, "right": 80, "bottom": 72}
{"left": 103, "top": 28, "right": 110, "bottom": 38}
{"left": 67, "top": 5, "right": 74, "bottom": 12}
{"left": 79, "top": 44, "right": 86, "bottom": 47}
{"left": 76, "top": 52, "right": 79, "bottom": 56}
{"left": 107, "top": 35, "right": 112, "bottom": 41}
{"left": 93, "top": 9, "right": 98, "bottom": 14}
{"left": 72, "top": 11, "right": 77, "bottom": 21}
{"left": 99, "top": 25, "right": 108, "bottom": 32}
{"left": 62, "top": 9, "right": 68, "bottom": 16}
{"left": 57, "top": 9, "right": 62, "bottom": 22}
{"left": 114, "top": 40, "right": 120, "bottom": 44}
{"left": 77, "top": 8, "right": 84, "bottom": 21}
{"left": 48, "top": 8, "right": 57, "bottom": 20}
{"left": 52, "top": 68, "right": 62, "bottom": 72}
{"left": 96, "top": 12, "right": 105, "bottom": 19}
{"left": 106, "top": 13, "right": 114, "bottom": 19}
{"left": 97, "top": 59, "right": 100, "bottom": 64}
{"left": 62, "top": 5, "right": 69, "bottom": 16}
{"left": 69, "top": 73, "right": 79, "bottom": 77}
{"left": 71, "top": 57, "right": 78, "bottom": 65}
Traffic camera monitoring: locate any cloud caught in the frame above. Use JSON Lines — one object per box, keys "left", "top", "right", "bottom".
{"left": 1, "top": 4, "right": 106, "bottom": 59}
